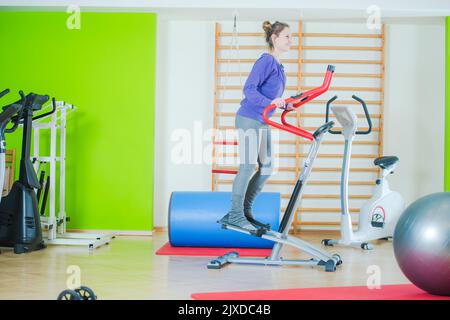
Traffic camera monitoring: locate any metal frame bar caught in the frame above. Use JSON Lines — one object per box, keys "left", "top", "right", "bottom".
{"left": 33, "top": 101, "right": 113, "bottom": 250}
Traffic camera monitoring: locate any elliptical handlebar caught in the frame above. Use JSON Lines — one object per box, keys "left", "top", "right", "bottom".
{"left": 325, "top": 95, "right": 372, "bottom": 135}
{"left": 262, "top": 65, "right": 335, "bottom": 141}
{"left": 32, "top": 97, "right": 56, "bottom": 121}
{"left": 4, "top": 90, "right": 26, "bottom": 134}
{"left": 0, "top": 89, "right": 10, "bottom": 99}
{"left": 5, "top": 93, "right": 55, "bottom": 132}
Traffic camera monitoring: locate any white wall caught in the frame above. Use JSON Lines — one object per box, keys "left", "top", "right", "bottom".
{"left": 154, "top": 19, "right": 215, "bottom": 226}
{"left": 384, "top": 23, "right": 445, "bottom": 203}
{"left": 154, "top": 19, "right": 445, "bottom": 228}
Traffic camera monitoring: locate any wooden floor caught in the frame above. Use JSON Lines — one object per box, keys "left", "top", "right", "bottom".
{"left": 0, "top": 230, "right": 409, "bottom": 300}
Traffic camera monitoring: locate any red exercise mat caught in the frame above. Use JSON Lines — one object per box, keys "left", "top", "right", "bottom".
{"left": 155, "top": 242, "right": 272, "bottom": 257}
{"left": 191, "top": 284, "right": 450, "bottom": 300}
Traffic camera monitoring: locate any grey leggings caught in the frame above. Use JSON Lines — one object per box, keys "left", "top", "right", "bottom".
{"left": 229, "top": 114, "right": 273, "bottom": 215}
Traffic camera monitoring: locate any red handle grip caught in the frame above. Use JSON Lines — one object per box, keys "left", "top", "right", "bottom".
{"left": 263, "top": 65, "right": 335, "bottom": 140}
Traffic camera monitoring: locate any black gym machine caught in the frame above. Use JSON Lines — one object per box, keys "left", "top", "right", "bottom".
{"left": 0, "top": 89, "right": 56, "bottom": 254}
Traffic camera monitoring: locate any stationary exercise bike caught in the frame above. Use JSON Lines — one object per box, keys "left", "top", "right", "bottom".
{"left": 0, "top": 90, "right": 52, "bottom": 253}
{"left": 209, "top": 65, "right": 342, "bottom": 272}
{"left": 322, "top": 95, "right": 405, "bottom": 250}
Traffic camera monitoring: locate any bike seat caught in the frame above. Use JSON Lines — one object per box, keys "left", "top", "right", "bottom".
{"left": 374, "top": 156, "right": 399, "bottom": 169}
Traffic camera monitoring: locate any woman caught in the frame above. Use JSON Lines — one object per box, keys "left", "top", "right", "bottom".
{"left": 220, "top": 21, "right": 292, "bottom": 232}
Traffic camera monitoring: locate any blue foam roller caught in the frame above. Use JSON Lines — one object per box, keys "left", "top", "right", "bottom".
{"left": 169, "top": 191, "right": 280, "bottom": 248}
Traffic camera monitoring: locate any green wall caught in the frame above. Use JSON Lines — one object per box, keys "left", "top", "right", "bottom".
{"left": 446, "top": 17, "right": 450, "bottom": 191}
{"left": 0, "top": 12, "right": 156, "bottom": 231}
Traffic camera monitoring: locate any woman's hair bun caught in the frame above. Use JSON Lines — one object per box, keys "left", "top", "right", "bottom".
{"left": 262, "top": 20, "right": 290, "bottom": 49}
{"left": 262, "top": 21, "right": 272, "bottom": 33}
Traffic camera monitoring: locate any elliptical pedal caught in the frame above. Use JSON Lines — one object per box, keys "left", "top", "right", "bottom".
{"left": 220, "top": 221, "right": 268, "bottom": 237}
{"left": 245, "top": 216, "right": 271, "bottom": 230}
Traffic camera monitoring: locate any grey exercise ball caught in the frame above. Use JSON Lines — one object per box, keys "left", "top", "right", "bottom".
{"left": 393, "top": 192, "right": 450, "bottom": 296}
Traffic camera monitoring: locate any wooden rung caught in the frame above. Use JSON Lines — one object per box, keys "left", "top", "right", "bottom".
{"left": 313, "top": 167, "right": 378, "bottom": 172}
{"left": 294, "top": 221, "right": 359, "bottom": 226}
{"left": 219, "top": 32, "right": 300, "bottom": 37}
{"left": 216, "top": 99, "right": 241, "bottom": 103}
{"left": 313, "top": 99, "right": 382, "bottom": 105}
{"left": 286, "top": 153, "right": 378, "bottom": 159}
{"left": 217, "top": 85, "right": 381, "bottom": 92}
{"left": 302, "top": 45, "right": 381, "bottom": 51}
{"left": 218, "top": 72, "right": 382, "bottom": 78}
{"left": 280, "top": 140, "right": 379, "bottom": 146}
{"left": 217, "top": 85, "right": 299, "bottom": 90}
{"left": 217, "top": 152, "right": 379, "bottom": 159}
{"left": 218, "top": 72, "right": 297, "bottom": 77}
{"left": 219, "top": 32, "right": 381, "bottom": 39}
{"left": 302, "top": 59, "right": 382, "bottom": 65}
{"left": 302, "top": 72, "right": 382, "bottom": 78}
{"left": 213, "top": 136, "right": 379, "bottom": 147}
{"left": 217, "top": 126, "right": 380, "bottom": 132}
{"left": 212, "top": 169, "right": 236, "bottom": 174}
{"left": 217, "top": 99, "right": 383, "bottom": 105}
{"left": 218, "top": 179, "right": 375, "bottom": 186}
{"left": 215, "top": 167, "right": 298, "bottom": 173}
{"left": 281, "top": 207, "right": 360, "bottom": 213}
{"left": 217, "top": 72, "right": 248, "bottom": 76}
{"left": 302, "top": 32, "right": 382, "bottom": 39}
{"left": 310, "top": 126, "right": 379, "bottom": 132}
{"left": 217, "top": 59, "right": 382, "bottom": 65}
{"left": 309, "top": 180, "right": 375, "bottom": 186}
{"left": 219, "top": 45, "right": 300, "bottom": 50}
{"left": 217, "top": 58, "right": 256, "bottom": 63}
{"left": 213, "top": 166, "right": 378, "bottom": 173}
{"left": 214, "top": 140, "right": 378, "bottom": 146}
{"left": 214, "top": 141, "right": 238, "bottom": 146}
{"left": 219, "top": 45, "right": 276, "bottom": 50}
{"left": 320, "top": 141, "right": 379, "bottom": 146}
{"left": 213, "top": 166, "right": 296, "bottom": 173}
{"left": 278, "top": 139, "right": 297, "bottom": 145}
{"left": 219, "top": 45, "right": 381, "bottom": 51}
{"left": 300, "top": 86, "right": 381, "bottom": 92}
{"left": 300, "top": 113, "right": 382, "bottom": 119}
{"left": 217, "top": 58, "right": 298, "bottom": 63}
{"left": 304, "top": 194, "right": 372, "bottom": 199}
{"left": 281, "top": 194, "right": 372, "bottom": 199}
{"left": 217, "top": 112, "right": 382, "bottom": 120}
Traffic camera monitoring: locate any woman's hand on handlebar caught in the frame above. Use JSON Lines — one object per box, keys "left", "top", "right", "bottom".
{"left": 271, "top": 98, "right": 295, "bottom": 111}
{"left": 283, "top": 103, "right": 295, "bottom": 111}
{"left": 271, "top": 98, "right": 285, "bottom": 109}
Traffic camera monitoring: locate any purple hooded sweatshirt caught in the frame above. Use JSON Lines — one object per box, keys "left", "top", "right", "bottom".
{"left": 237, "top": 53, "right": 286, "bottom": 124}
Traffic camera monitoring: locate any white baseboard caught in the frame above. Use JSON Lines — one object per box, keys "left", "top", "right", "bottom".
{"left": 67, "top": 229, "right": 153, "bottom": 236}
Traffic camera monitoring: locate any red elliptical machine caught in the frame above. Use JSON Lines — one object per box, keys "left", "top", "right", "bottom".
{"left": 209, "top": 65, "right": 342, "bottom": 272}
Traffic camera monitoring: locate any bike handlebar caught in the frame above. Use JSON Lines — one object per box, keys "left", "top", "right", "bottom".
{"left": 325, "top": 95, "right": 372, "bottom": 135}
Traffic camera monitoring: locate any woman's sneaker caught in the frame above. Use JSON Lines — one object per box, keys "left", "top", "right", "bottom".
{"left": 244, "top": 210, "right": 271, "bottom": 230}
{"left": 219, "top": 213, "right": 258, "bottom": 232}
